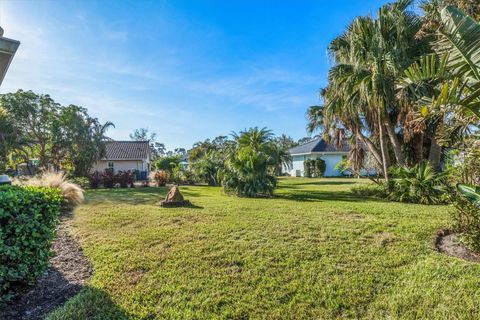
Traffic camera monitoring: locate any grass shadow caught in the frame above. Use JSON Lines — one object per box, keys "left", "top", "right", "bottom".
{"left": 45, "top": 286, "right": 132, "bottom": 320}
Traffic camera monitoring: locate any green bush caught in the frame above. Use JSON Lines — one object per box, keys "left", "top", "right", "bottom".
{"left": 388, "top": 162, "right": 445, "bottom": 205}
{"left": 448, "top": 184, "right": 480, "bottom": 252}
{"left": 70, "top": 176, "right": 89, "bottom": 189}
{"left": 304, "top": 159, "right": 326, "bottom": 178}
{"left": 0, "top": 185, "right": 62, "bottom": 304}
{"left": 223, "top": 152, "right": 276, "bottom": 197}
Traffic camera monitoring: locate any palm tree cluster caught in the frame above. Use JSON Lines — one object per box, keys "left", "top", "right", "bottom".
{"left": 223, "top": 127, "right": 291, "bottom": 197}
{"left": 188, "top": 128, "right": 293, "bottom": 196}
{"left": 307, "top": 0, "right": 480, "bottom": 181}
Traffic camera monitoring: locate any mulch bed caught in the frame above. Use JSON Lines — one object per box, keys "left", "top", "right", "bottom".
{"left": 0, "top": 215, "right": 93, "bottom": 320}
{"left": 435, "top": 229, "right": 480, "bottom": 263}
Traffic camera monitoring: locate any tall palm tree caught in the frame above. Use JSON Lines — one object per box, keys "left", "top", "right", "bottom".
{"left": 309, "top": 0, "right": 425, "bottom": 179}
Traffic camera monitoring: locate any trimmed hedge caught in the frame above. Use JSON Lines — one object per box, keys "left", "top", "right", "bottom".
{"left": 0, "top": 185, "right": 62, "bottom": 304}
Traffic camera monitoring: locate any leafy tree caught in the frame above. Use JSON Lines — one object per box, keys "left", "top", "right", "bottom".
{"left": 188, "top": 136, "right": 233, "bottom": 185}
{"left": 130, "top": 128, "right": 166, "bottom": 158}
{"left": 0, "top": 90, "right": 60, "bottom": 170}
{"left": 153, "top": 155, "right": 181, "bottom": 173}
{"left": 0, "top": 90, "right": 114, "bottom": 176}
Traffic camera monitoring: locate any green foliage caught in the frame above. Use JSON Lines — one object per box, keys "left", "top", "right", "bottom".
{"left": 0, "top": 90, "right": 114, "bottom": 176}
{"left": 388, "top": 162, "right": 445, "bottom": 204}
{"left": 457, "top": 184, "right": 480, "bottom": 208}
{"left": 223, "top": 127, "right": 277, "bottom": 197}
{"left": 0, "top": 185, "right": 62, "bottom": 304}
{"left": 46, "top": 179, "right": 480, "bottom": 319}
{"left": 304, "top": 159, "right": 326, "bottom": 178}
{"left": 446, "top": 183, "right": 480, "bottom": 252}
{"left": 153, "top": 155, "right": 181, "bottom": 173}
{"left": 70, "top": 176, "right": 89, "bottom": 189}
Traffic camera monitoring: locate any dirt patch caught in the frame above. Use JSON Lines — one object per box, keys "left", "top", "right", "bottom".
{"left": 435, "top": 229, "right": 480, "bottom": 263}
{"left": 0, "top": 215, "right": 93, "bottom": 320}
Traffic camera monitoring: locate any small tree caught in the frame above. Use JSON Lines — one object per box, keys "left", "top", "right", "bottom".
{"left": 304, "top": 159, "right": 325, "bottom": 177}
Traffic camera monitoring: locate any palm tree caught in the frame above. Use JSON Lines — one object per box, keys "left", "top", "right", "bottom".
{"left": 309, "top": 0, "right": 428, "bottom": 180}
{"left": 399, "top": 5, "right": 480, "bottom": 166}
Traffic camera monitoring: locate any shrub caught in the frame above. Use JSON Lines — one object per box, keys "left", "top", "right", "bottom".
{"left": 304, "top": 159, "right": 326, "bottom": 178}
{"left": 446, "top": 184, "right": 480, "bottom": 252}
{"left": 0, "top": 185, "right": 62, "bottom": 304}
{"left": 114, "top": 170, "right": 135, "bottom": 188}
{"left": 70, "top": 176, "right": 89, "bottom": 189}
{"left": 388, "top": 162, "right": 445, "bottom": 205}
{"left": 102, "top": 170, "right": 115, "bottom": 188}
{"left": 17, "top": 171, "right": 84, "bottom": 209}
{"left": 88, "top": 171, "right": 101, "bottom": 189}
{"left": 222, "top": 152, "right": 276, "bottom": 197}
{"left": 149, "top": 170, "right": 170, "bottom": 186}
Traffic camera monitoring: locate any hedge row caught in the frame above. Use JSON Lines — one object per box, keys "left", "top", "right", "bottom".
{"left": 0, "top": 185, "right": 62, "bottom": 304}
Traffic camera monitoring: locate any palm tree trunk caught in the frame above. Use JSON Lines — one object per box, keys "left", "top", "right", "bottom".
{"left": 412, "top": 133, "right": 424, "bottom": 163}
{"left": 358, "top": 134, "right": 382, "bottom": 167}
{"left": 428, "top": 135, "right": 442, "bottom": 170}
{"left": 378, "top": 115, "right": 390, "bottom": 182}
{"left": 384, "top": 117, "right": 405, "bottom": 166}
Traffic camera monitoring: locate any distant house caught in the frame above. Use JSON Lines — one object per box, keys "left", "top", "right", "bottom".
{"left": 91, "top": 141, "right": 152, "bottom": 175}
{"left": 286, "top": 138, "right": 350, "bottom": 177}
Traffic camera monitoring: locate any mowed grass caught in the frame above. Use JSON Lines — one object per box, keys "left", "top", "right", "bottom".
{"left": 47, "top": 178, "right": 480, "bottom": 319}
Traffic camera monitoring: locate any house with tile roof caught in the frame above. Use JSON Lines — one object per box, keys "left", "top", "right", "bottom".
{"left": 286, "top": 137, "right": 350, "bottom": 177}
{"left": 91, "top": 141, "right": 152, "bottom": 175}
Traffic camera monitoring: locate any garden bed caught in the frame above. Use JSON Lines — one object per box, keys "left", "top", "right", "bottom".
{"left": 435, "top": 229, "right": 480, "bottom": 263}
{"left": 0, "top": 215, "right": 92, "bottom": 320}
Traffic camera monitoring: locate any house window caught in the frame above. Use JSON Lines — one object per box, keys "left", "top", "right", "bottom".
{"left": 107, "top": 162, "right": 114, "bottom": 172}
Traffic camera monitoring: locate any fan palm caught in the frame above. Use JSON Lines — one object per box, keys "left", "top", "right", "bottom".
{"left": 313, "top": 0, "right": 424, "bottom": 180}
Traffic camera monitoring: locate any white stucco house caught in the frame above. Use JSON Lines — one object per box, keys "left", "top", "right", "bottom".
{"left": 91, "top": 141, "right": 152, "bottom": 176}
{"left": 286, "top": 138, "right": 350, "bottom": 177}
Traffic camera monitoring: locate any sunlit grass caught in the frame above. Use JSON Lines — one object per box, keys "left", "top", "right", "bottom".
{"left": 47, "top": 178, "right": 480, "bottom": 319}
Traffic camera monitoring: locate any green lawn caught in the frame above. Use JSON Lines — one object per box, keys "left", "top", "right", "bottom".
{"left": 47, "top": 178, "right": 480, "bottom": 319}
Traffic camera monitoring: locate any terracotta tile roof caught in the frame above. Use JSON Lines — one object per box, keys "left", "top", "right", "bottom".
{"left": 103, "top": 141, "right": 150, "bottom": 160}
{"left": 288, "top": 137, "right": 350, "bottom": 155}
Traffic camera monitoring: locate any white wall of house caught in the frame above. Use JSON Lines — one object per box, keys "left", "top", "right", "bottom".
{"left": 91, "top": 160, "right": 149, "bottom": 173}
{"left": 289, "top": 153, "right": 347, "bottom": 177}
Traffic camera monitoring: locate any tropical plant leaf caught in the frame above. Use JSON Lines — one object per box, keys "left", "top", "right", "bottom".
{"left": 437, "top": 6, "right": 480, "bottom": 83}
{"left": 457, "top": 184, "right": 480, "bottom": 208}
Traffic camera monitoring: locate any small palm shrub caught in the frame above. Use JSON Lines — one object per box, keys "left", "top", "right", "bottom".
{"left": 17, "top": 171, "right": 85, "bottom": 208}
{"left": 149, "top": 170, "right": 170, "bottom": 186}
{"left": 223, "top": 151, "right": 276, "bottom": 197}
{"left": 0, "top": 185, "right": 62, "bottom": 304}
{"left": 388, "top": 162, "right": 445, "bottom": 205}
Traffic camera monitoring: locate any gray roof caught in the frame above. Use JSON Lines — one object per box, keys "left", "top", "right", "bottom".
{"left": 103, "top": 141, "right": 150, "bottom": 160}
{"left": 288, "top": 138, "right": 350, "bottom": 155}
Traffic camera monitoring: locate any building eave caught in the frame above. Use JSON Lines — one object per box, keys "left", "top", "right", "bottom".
{"left": 289, "top": 151, "right": 349, "bottom": 156}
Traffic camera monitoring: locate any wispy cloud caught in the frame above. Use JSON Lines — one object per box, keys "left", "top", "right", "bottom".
{"left": 0, "top": 0, "right": 323, "bottom": 149}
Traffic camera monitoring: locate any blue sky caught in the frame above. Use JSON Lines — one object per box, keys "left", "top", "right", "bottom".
{"left": 1, "top": 0, "right": 388, "bottom": 150}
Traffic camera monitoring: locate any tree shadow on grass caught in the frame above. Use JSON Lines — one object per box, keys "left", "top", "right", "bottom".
{"left": 296, "top": 180, "right": 357, "bottom": 186}
{"left": 274, "top": 189, "right": 386, "bottom": 203}
{"left": 86, "top": 187, "right": 206, "bottom": 206}
{"left": 45, "top": 286, "right": 132, "bottom": 320}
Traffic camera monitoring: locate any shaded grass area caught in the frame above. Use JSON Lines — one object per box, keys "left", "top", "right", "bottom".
{"left": 47, "top": 178, "right": 480, "bottom": 319}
